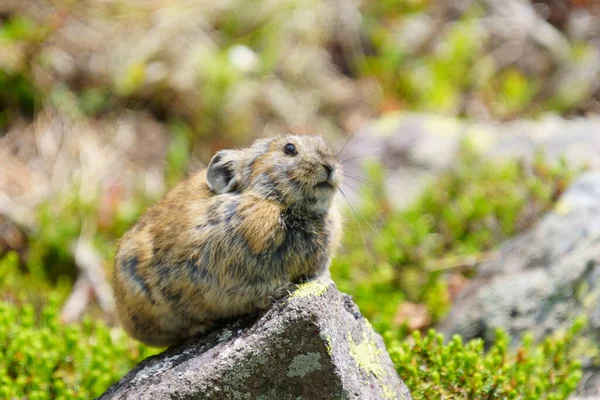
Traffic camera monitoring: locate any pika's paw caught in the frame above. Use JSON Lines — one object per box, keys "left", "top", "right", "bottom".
{"left": 256, "top": 283, "right": 297, "bottom": 310}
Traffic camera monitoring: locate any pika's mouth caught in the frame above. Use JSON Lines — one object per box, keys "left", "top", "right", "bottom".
{"left": 314, "top": 181, "right": 334, "bottom": 190}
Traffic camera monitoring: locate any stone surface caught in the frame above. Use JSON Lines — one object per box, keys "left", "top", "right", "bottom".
{"left": 437, "top": 172, "right": 600, "bottom": 397}
{"left": 341, "top": 113, "right": 600, "bottom": 208}
{"left": 100, "top": 278, "right": 411, "bottom": 400}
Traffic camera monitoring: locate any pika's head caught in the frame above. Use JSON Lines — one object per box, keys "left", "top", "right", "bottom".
{"left": 207, "top": 135, "right": 342, "bottom": 212}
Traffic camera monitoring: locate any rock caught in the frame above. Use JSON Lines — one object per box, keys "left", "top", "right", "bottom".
{"left": 100, "top": 278, "right": 411, "bottom": 400}
{"left": 342, "top": 113, "right": 600, "bottom": 209}
{"left": 437, "top": 172, "right": 600, "bottom": 397}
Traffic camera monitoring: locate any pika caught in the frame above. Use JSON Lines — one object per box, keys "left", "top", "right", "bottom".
{"left": 113, "top": 135, "right": 343, "bottom": 346}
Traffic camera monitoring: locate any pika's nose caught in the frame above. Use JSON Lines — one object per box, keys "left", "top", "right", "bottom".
{"left": 323, "top": 164, "right": 334, "bottom": 180}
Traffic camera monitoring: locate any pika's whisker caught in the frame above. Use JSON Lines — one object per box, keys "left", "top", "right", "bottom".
{"left": 336, "top": 131, "right": 355, "bottom": 158}
{"left": 340, "top": 181, "right": 382, "bottom": 238}
{"left": 341, "top": 179, "right": 402, "bottom": 262}
{"left": 338, "top": 187, "right": 375, "bottom": 270}
{"left": 340, "top": 149, "right": 383, "bottom": 164}
{"left": 343, "top": 173, "right": 369, "bottom": 186}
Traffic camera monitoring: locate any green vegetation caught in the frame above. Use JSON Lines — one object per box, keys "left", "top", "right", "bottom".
{"left": 0, "top": 1, "right": 595, "bottom": 398}
{"left": 0, "top": 16, "right": 47, "bottom": 127}
{"left": 0, "top": 299, "right": 155, "bottom": 399}
{"left": 21, "top": 184, "right": 155, "bottom": 289}
{"left": 1, "top": 1, "right": 596, "bottom": 139}
{"left": 0, "top": 148, "right": 582, "bottom": 398}
{"left": 332, "top": 146, "right": 578, "bottom": 332}
{"left": 0, "top": 254, "right": 158, "bottom": 399}
{"left": 359, "top": 2, "right": 596, "bottom": 118}
{"left": 1, "top": 248, "right": 583, "bottom": 400}
{"left": 0, "top": 248, "right": 583, "bottom": 399}
{"left": 387, "top": 321, "right": 585, "bottom": 400}
{"left": 0, "top": 302, "right": 156, "bottom": 400}
{"left": 20, "top": 118, "right": 190, "bottom": 287}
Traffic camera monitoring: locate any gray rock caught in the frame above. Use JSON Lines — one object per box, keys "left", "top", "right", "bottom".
{"left": 341, "top": 113, "right": 600, "bottom": 209}
{"left": 438, "top": 172, "right": 600, "bottom": 397}
{"left": 100, "top": 278, "right": 411, "bottom": 400}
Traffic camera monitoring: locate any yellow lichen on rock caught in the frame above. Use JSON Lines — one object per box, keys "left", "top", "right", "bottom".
{"left": 348, "top": 330, "right": 398, "bottom": 400}
{"left": 289, "top": 280, "right": 330, "bottom": 300}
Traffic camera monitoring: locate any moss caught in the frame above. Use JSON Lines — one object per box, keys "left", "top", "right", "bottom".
{"left": 387, "top": 322, "right": 585, "bottom": 400}
{"left": 0, "top": 295, "right": 158, "bottom": 399}
{"left": 289, "top": 280, "right": 330, "bottom": 300}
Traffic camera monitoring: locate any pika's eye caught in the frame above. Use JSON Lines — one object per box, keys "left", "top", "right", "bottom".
{"left": 283, "top": 143, "right": 297, "bottom": 156}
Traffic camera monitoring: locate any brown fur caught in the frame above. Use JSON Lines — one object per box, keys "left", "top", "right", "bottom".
{"left": 113, "top": 135, "right": 343, "bottom": 346}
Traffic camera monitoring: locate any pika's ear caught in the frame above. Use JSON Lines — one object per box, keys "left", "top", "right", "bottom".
{"left": 206, "top": 150, "right": 240, "bottom": 194}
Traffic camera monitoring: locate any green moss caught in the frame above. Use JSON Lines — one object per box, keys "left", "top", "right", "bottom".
{"left": 289, "top": 280, "right": 330, "bottom": 300}
{"left": 0, "top": 292, "right": 157, "bottom": 399}
{"left": 0, "top": 252, "right": 70, "bottom": 309}
{"left": 387, "top": 321, "right": 585, "bottom": 400}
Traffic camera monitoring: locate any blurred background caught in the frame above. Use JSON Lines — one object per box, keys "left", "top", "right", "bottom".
{"left": 1, "top": 0, "right": 600, "bottom": 398}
